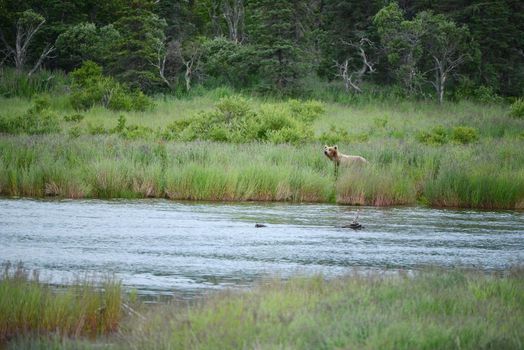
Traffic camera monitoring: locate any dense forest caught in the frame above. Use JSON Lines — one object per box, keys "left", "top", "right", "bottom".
{"left": 1, "top": 0, "right": 523, "bottom": 101}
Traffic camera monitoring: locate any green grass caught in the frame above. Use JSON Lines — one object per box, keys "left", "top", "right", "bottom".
{"left": 0, "top": 263, "right": 122, "bottom": 344}
{"left": 7, "top": 268, "right": 523, "bottom": 349}
{"left": 123, "top": 268, "right": 524, "bottom": 350}
{"left": 1, "top": 90, "right": 523, "bottom": 209}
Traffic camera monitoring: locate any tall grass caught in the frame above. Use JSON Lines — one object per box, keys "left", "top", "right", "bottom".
{"left": 119, "top": 268, "right": 524, "bottom": 350}
{"left": 0, "top": 263, "right": 122, "bottom": 343}
{"left": 0, "top": 68, "right": 69, "bottom": 98}
{"left": 1, "top": 135, "right": 523, "bottom": 208}
{"left": 1, "top": 92, "right": 523, "bottom": 208}
{"left": 6, "top": 268, "right": 524, "bottom": 349}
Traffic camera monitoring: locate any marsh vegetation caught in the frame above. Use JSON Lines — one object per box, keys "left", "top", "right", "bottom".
{"left": 3, "top": 264, "right": 523, "bottom": 349}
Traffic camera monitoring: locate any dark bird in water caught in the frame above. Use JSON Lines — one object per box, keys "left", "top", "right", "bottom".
{"left": 255, "top": 223, "right": 267, "bottom": 228}
{"left": 341, "top": 210, "right": 363, "bottom": 230}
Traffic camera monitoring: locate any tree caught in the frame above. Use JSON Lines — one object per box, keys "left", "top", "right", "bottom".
{"left": 248, "top": 0, "right": 303, "bottom": 92}
{"left": 222, "top": 0, "right": 245, "bottom": 43}
{"left": 374, "top": 3, "right": 425, "bottom": 95}
{"left": 55, "top": 22, "right": 120, "bottom": 71}
{"left": 172, "top": 39, "right": 204, "bottom": 92}
{"left": 334, "top": 38, "right": 376, "bottom": 93}
{"left": 111, "top": 3, "right": 167, "bottom": 92}
{"left": 374, "top": 3, "right": 477, "bottom": 102}
{"left": 0, "top": 10, "right": 55, "bottom": 75}
{"left": 418, "top": 11, "right": 477, "bottom": 103}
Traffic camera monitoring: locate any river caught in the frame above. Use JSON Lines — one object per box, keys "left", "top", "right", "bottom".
{"left": 1, "top": 199, "right": 523, "bottom": 296}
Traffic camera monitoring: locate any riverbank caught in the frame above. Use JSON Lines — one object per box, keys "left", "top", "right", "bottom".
{"left": 1, "top": 135, "right": 523, "bottom": 209}
{"left": 3, "top": 266, "right": 523, "bottom": 349}
{"left": 1, "top": 94, "right": 523, "bottom": 209}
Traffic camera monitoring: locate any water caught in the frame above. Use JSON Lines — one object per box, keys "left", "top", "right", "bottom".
{"left": 1, "top": 199, "right": 523, "bottom": 296}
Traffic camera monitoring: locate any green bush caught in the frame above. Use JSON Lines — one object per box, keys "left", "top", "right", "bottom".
{"left": 0, "top": 97, "right": 60, "bottom": 134}
{"left": 86, "top": 122, "right": 107, "bottom": 135}
{"left": 68, "top": 125, "right": 82, "bottom": 138}
{"left": 63, "top": 113, "right": 84, "bottom": 122}
{"left": 110, "top": 115, "right": 154, "bottom": 140}
{"left": 162, "top": 96, "right": 323, "bottom": 144}
{"left": 451, "top": 126, "right": 479, "bottom": 144}
{"left": 318, "top": 125, "right": 369, "bottom": 144}
{"left": 416, "top": 126, "right": 449, "bottom": 145}
{"left": 70, "top": 61, "right": 152, "bottom": 111}
{"left": 509, "top": 98, "right": 524, "bottom": 118}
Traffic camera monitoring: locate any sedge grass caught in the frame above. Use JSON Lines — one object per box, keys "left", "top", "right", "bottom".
{"left": 0, "top": 263, "right": 122, "bottom": 343}
{"left": 116, "top": 268, "right": 524, "bottom": 350}
{"left": 1, "top": 93, "right": 524, "bottom": 208}
{"left": 1, "top": 135, "right": 523, "bottom": 208}
{"left": 6, "top": 268, "right": 523, "bottom": 349}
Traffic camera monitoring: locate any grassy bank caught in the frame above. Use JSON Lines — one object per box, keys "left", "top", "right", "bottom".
{"left": 1, "top": 92, "right": 523, "bottom": 209}
{"left": 0, "top": 263, "right": 121, "bottom": 343}
{"left": 4, "top": 267, "right": 524, "bottom": 349}
{"left": 1, "top": 135, "right": 523, "bottom": 208}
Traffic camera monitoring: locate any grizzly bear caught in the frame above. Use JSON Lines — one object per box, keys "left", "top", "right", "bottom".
{"left": 323, "top": 145, "right": 368, "bottom": 175}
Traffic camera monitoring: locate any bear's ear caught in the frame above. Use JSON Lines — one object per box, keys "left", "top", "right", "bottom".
{"left": 334, "top": 145, "right": 338, "bottom": 150}
{"left": 324, "top": 145, "right": 328, "bottom": 149}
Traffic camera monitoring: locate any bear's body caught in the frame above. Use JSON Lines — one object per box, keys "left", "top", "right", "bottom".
{"left": 323, "top": 145, "right": 368, "bottom": 167}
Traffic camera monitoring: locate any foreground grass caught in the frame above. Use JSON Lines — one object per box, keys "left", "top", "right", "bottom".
{"left": 6, "top": 268, "right": 524, "bottom": 349}
{"left": 0, "top": 263, "right": 121, "bottom": 343}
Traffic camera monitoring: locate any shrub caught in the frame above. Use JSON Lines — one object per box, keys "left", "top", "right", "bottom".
{"left": 70, "top": 61, "right": 152, "bottom": 111}
{"left": 509, "top": 98, "right": 524, "bottom": 119}
{"left": 451, "top": 126, "right": 479, "bottom": 144}
{"left": 162, "top": 96, "right": 322, "bottom": 144}
{"left": 87, "top": 122, "right": 107, "bottom": 135}
{"left": 0, "top": 97, "right": 60, "bottom": 134}
{"left": 416, "top": 126, "right": 448, "bottom": 145}
{"left": 110, "top": 115, "right": 154, "bottom": 140}
{"left": 63, "top": 113, "right": 84, "bottom": 122}
{"left": 318, "top": 125, "right": 369, "bottom": 144}
{"left": 68, "top": 125, "right": 82, "bottom": 138}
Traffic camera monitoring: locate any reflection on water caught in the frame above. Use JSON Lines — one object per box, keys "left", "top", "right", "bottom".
{"left": 1, "top": 199, "right": 523, "bottom": 296}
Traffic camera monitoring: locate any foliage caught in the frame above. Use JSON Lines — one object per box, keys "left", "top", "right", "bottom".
{"left": 451, "top": 126, "right": 479, "bottom": 144}
{"left": 0, "top": 262, "right": 121, "bottom": 342}
{"left": 163, "top": 96, "right": 324, "bottom": 144}
{"left": 453, "top": 78, "right": 503, "bottom": 104}
{"left": 63, "top": 113, "right": 84, "bottom": 122}
{"left": 70, "top": 61, "right": 152, "bottom": 111}
{"left": 119, "top": 269, "right": 524, "bottom": 350}
{"left": 416, "top": 125, "right": 449, "bottom": 145}
{"left": 0, "top": 68, "right": 69, "bottom": 98}
{"left": 110, "top": 7, "right": 167, "bottom": 92}
{"left": 509, "top": 99, "right": 524, "bottom": 119}
{"left": 200, "top": 37, "right": 260, "bottom": 88}
{"left": 0, "top": 97, "right": 60, "bottom": 134}
{"left": 247, "top": 0, "right": 304, "bottom": 93}
{"left": 55, "top": 23, "right": 120, "bottom": 71}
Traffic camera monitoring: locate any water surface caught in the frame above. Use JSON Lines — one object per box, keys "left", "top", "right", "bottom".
{"left": 1, "top": 199, "right": 523, "bottom": 296}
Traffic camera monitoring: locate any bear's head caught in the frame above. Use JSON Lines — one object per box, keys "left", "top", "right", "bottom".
{"left": 323, "top": 145, "right": 339, "bottom": 161}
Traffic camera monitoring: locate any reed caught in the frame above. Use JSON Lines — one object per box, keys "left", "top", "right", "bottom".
{"left": 1, "top": 135, "right": 524, "bottom": 208}
{"left": 121, "top": 268, "right": 524, "bottom": 350}
{"left": 0, "top": 263, "right": 122, "bottom": 343}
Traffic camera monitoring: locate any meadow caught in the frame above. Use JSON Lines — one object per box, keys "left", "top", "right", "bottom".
{"left": 3, "top": 265, "right": 523, "bottom": 349}
{"left": 1, "top": 86, "right": 523, "bottom": 209}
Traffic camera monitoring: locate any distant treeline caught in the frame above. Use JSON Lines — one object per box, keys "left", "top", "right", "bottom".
{"left": 0, "top": 0, "right": 523, "bottom": 100}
